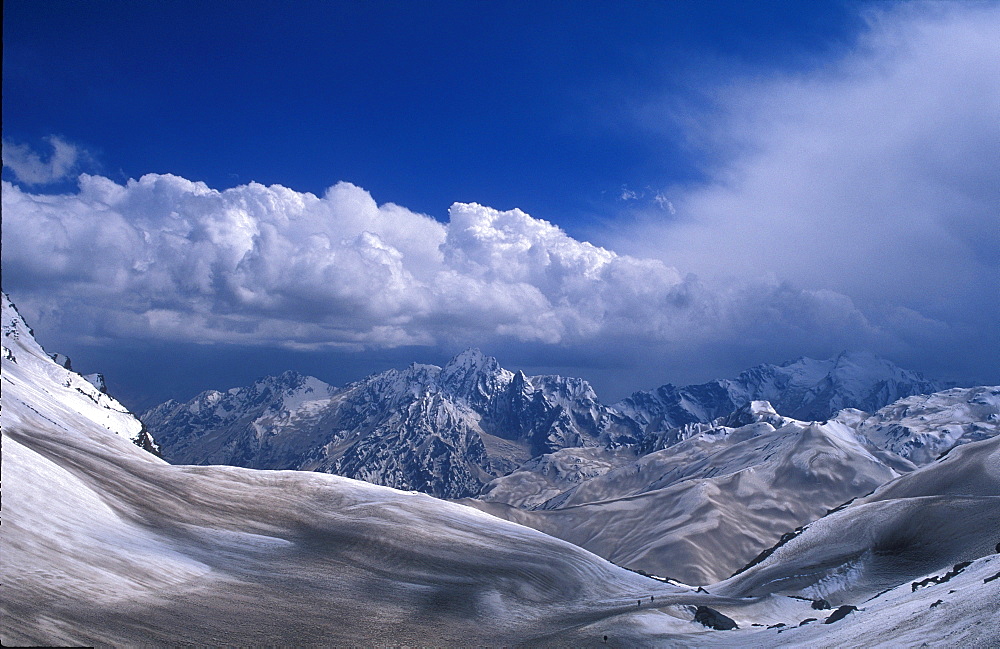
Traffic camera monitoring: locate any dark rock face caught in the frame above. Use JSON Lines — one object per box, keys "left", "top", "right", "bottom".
{"left": 693, "top": 606, "right": 738, "bottom": 630}
{"left": 132, "top": 426, "right": 162, "bottom": 457}
{"left": 49, "top": 352, "right": 72, "bottom": 369}
{"left": 824, "top": 605, "right": 858, "bottom": 624}
{"left": 731, "top": 526, "right": 807, "bottom": 578}
{"left": 911, "top": 561, "right": 973, "bottom": 592}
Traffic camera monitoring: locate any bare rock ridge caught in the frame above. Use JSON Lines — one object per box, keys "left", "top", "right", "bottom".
{"left": 142, "top": 347, "right": 948, "bottom": 498}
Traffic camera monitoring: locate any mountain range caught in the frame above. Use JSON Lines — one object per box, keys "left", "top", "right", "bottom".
{"left": 4, "top": 291, "right": 999, "bottom": 645}
{"left": 140, "top": 339, "right": 1000, "bottom": 586}
{"left": 141, "top": 350, "right": 638, "bottom": 498}
{"left": 141, "top": 348, "right": 946, "bottom": 499}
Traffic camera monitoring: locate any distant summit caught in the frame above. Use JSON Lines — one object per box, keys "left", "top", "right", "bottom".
{"left": 616, "top": 350, "right": 945, "bottom": 444}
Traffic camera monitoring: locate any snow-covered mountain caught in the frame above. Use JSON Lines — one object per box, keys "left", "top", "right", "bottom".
{"left": 847, "top": 386, "right": 1000, "bottom": 465}
{"left": 617, "top": 351, "right": 945, "bottom": 445}
{"left": 143, "top": 349, "right": 638, "bottom": 498}
{"left": 1, "top": 293, "right": 158, "bottom": 454}
{"left": 4, "top": 291, "right": 998, "bottom": 645}
{"left": 144, "top": 348, "right": 944, "bottom": 499}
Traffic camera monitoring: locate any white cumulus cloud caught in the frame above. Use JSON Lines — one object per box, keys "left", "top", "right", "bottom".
{"left": 2, "top": 173, "right": 886, "bottom": 362}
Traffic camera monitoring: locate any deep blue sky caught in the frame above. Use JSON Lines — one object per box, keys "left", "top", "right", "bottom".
{"left": 4, "top": 0, "right": 863, "bottom": 231}
{"left": 4, "top": 1, "right": 998, "bottom": 410}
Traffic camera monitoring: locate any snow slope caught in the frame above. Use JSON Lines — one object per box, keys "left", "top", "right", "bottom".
{"left": 706, "top": 434, "right": 1000, "bottom": 646}
{"left": 2, "top": 293, "right": 156, "bottom": 452}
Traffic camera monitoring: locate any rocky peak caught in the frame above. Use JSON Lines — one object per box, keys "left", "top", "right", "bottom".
{"left": 2, "top": 293, "right": 46, "bottom": 360}
{"left": 439, "top": 348, "right": 513, "bottom": 404}
{"left": 49, "top": 352, "right": 73, "bottom": 370}
{"left": 84, "top": 372, "right": 108, "bottom": 394}
{"left": 441, "top": 348, "right": 499, "bottom": 380}
{"left": 718, "top": 400, "right": 785, "bottom": 429}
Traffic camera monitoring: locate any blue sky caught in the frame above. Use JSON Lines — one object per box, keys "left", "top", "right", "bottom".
{"left": 3, "top": 1, "right": 998, "bottom": 409}
{"left": 3, "top": 1, "right": 864, "bottom": 226}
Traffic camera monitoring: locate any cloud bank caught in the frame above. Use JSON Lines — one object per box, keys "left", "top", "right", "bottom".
{"left": 594, "top": 1, "right": 1000, "bottom": 383}
{"left": 2, "top": 173, "right": 892, "bottom": 364}
{"left": 617, "top": 2, "right": 998, "bottom": 372}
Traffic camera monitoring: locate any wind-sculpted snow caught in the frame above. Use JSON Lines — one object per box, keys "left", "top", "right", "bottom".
{"left": 4, "top": 421, "right": 685, "bottom": 646}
